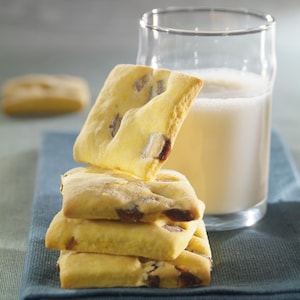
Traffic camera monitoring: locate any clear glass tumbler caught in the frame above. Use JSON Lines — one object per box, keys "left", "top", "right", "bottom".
{"left": 137, "top": 7, "right": 276, "bottom": 231}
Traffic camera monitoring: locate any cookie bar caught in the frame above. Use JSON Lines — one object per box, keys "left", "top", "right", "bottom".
{"left": 1, "top": 74, "right": 90, "bottom": 115}
{"left": 45, "top": 210, "right": 198, "bottom": 260}
{"left": 73, "top": 64, "right": 202, "bottom": 180}
{"left": 61, "top": 166, "right": 205, "bottom": 222}
{"left": 57, "top": 220, "right": 212, "bottom": 288}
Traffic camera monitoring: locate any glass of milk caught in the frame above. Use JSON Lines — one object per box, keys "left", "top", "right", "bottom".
{"left": 137, "top": 7, "right": 276, "bottom": 231}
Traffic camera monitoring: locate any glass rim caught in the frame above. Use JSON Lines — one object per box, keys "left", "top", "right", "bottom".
{"left": 140, "top": 7, "right": 276, "bottom": 36}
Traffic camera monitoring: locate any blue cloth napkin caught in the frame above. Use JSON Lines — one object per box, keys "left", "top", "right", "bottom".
{"left": 20, "top": 129, "right": 300, "bottom": 300}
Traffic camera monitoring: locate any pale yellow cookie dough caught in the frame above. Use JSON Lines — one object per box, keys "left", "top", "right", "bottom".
{"left": 73, "top": 64, "right": 202, "bottom": 180}
{"left": 45, "top": 210, "right": 198, "bottom": 260}
{"left": 61, "top": 166, "right": 205, "bottom": 222}
{"left": 57, "top": 220, "right": 212, "bottom": 288}
{"left": 1, "top": 74, "right": 90, "bottom": 115}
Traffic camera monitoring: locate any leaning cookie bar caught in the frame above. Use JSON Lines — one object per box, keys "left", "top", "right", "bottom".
{"left": 61, "top": 166, "right": 205, "bottom": 222}
{"left": 73, "top": 64, "right": 202, "bottom": 180}
{"left": 57, "top": 220, "right": 212, "bottom": 288}
{"left": 1, "top": 74, "right": 90, "bottom": 115}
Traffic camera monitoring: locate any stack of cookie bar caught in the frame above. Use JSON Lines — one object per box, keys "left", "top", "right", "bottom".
{"left": 45, "top": 64, "right": 212, "bottom": 288}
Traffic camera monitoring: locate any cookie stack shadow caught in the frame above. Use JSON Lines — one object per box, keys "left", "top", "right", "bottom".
{"left": 45, "top": 166, "right": 212, "bottom": 288}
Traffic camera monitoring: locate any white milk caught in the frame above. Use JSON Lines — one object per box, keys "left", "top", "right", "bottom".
{"left": 165, "top": 68, "right": 272, "bottom": 215}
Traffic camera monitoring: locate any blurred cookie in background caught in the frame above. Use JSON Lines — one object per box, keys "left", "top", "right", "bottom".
{"left": 1, "top": 74, "right": 90, "bottom": 116}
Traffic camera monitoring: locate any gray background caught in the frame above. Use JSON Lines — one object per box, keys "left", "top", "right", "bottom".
{"left": 0, "top": 0, "right": 299, "bottom": 299}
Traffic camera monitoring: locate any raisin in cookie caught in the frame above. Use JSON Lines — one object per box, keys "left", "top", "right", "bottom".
{"left": 61, "top": 166, "right": 205, "bottom": 222}
{"left": 73, "top": 64, "right": 202, "bottom": 180}
{"left": 1, "top": 74, "right": 90, "bottom": 115}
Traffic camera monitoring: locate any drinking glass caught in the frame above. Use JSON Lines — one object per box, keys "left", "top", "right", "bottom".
{"left": 137, "top": 7, "right": 276, "bottom": 231}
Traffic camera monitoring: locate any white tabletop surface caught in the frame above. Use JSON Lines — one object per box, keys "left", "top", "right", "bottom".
{"left": 0, "top": 1, "right": 299, "bottom": 299}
